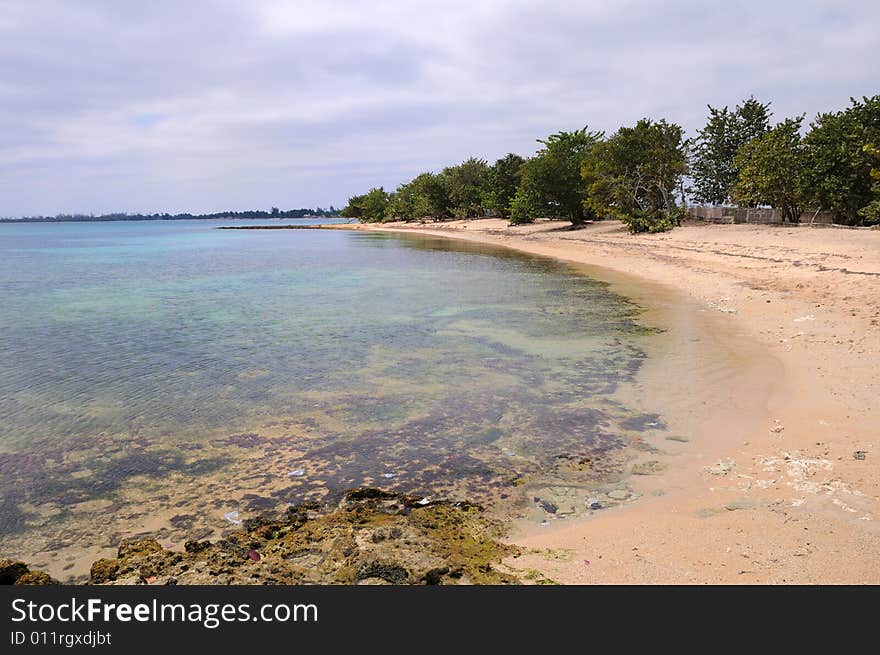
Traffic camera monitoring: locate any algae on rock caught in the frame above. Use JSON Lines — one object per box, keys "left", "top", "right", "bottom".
{"left": 81, "top": 489, "right": 518, "bottom": 585}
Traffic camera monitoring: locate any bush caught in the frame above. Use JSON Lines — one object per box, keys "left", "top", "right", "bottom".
{"left": 622, "top": 207, "right": 684, "bottom": 234}
{"left": 507, "top": 188, "right": 536, "bottom": 225}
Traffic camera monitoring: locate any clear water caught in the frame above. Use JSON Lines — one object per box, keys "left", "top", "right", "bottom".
{"left": 0, "top": 219, "right": 661, "bottom": 579}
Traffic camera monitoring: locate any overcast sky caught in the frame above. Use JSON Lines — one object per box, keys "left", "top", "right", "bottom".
{"left": 1, "top": 0, "right": 878, "bottom": 216}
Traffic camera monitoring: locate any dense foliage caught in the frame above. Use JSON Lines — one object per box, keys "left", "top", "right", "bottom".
{"left": 444, "top": 158, "right": 491, "bottom": 218}
{"left": 801, "top": 96, "right": 880, "bottom": 225}
{"left": 509, "top": 128, "right": 603, "bottom": 225}
{"left": 340, "top": 187, "right": 390, "bottom": 223}
{"left": 486, "top": 153, "right": 525, "bottom": 219}
{"left": 584, "top": 119, "right": 688, "bottom": 233}
{"left": 342, "top": 93, "right": 880, "bottom": 231}
{"left": 690, "top": 97, "right": 771, "bottom": 205}
{"left": 859, "top": 143, "right": 880, "bottom": 225}
{"left": 732, "top": 117, "right": 806, "bottom": 223}
{"left": 387, "top": 174, "right": 435, "bottom": 220}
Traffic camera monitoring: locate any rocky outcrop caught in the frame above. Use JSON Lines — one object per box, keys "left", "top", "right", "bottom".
{"left": 0, "top": 559, "right": 59, "bottom": 585}
{"left": 82, "top": 489, "right": 516, "bottom": 585}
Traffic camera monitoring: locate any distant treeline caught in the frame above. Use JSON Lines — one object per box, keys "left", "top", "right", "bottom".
{"left": 0, "top": 207, "right": 340, "bottom": 223}
{"left": 343, "top": 94, "right": 880, "bottom": 233}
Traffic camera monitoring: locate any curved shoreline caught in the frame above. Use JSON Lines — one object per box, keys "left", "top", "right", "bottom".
{"left": 332, "top": 218, "right": 880, "bottom": 584}
{"left": 5, "top": 218, "right": 876, "bottom": 584}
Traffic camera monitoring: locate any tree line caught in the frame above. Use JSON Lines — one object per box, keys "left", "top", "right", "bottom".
{"left": 0, "top": 207, "right": 340, "bottom": 223}
{"left": 342, "top": 94, "right": 880, "bottom": 232}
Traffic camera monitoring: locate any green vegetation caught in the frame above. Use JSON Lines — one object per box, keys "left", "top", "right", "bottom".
{"left": 509, "top": 128, "right": 603, "bottom": 226}
{"left": 732, "top": 117, "right": 807, "bottom": 223}
{"left": 387, "top": 175, "right": 434, "bottom": 220}
{"left": 802, "top": 96, "right": 880, "bottom": 225}
{"left": 690, "top": 97, "right": 771, "bottom": 206}
{"left": 445, "top": 157, "right": 491, "bottom": 218}
{"left": 343, "top": 93, "right": 880, "bottom": 232}
{"left": 487, "top": 153, "right": 525, "bottom": 219}
{"left": 339, "top": 187, "right": 390, "bottom": 223}
{"left": 584, "top": 119, "right": 688, "bottom": 233}
{"left": 860, "top": 143, "right": 880, "bottom": 225}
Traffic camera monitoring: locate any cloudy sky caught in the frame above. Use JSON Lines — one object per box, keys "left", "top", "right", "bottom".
{"left": 1, "top": 0, "right": 878, "bottom": 216}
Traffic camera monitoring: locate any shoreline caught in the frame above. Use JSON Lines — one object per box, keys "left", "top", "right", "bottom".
{"left": 4, "top": 217, "right": 877, "bottom": 584}
{"left": 332, "top": 217, "right": 880, "bottom": 583}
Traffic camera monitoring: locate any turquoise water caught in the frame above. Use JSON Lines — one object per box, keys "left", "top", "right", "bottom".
{"left": 0, "top": 219, "right": 661, "bottom": 579}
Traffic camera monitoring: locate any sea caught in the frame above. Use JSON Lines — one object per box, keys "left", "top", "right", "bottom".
{"left": 0, "top": 218, "right": 665, "bottom": 580}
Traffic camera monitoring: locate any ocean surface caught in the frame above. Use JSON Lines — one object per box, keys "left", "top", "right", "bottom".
{"left": 0, "top": 219, "right": 664, "bottom": 579}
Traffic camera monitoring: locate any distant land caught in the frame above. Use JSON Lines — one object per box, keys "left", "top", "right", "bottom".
{"left": 0, "top": 207, "right": 341, "bottom": 223}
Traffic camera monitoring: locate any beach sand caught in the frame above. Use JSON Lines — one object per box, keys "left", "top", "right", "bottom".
{"left": 341, "top": 217, "right": 880, "bottom": 584}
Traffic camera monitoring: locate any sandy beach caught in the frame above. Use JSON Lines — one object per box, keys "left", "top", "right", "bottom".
{"left": 340, "top": 217, "right": 880, "bottom": 584}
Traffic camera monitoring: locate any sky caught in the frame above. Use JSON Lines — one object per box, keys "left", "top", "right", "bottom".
{"left": 1, "top": 0, "right": 878, "bottom": 216}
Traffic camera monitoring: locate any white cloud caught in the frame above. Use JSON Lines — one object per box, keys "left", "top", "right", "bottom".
{"left": 0, "top": 0, "right": 877, "bottom": 215}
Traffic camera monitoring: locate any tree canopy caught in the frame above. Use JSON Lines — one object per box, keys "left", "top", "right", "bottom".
{"left": 387, "top": 174, "right": 432, "bottom": 220}
{"left": 584, "top": 118, "right": 688, "bottom": 233}
{"left": 486, "top": 153, "right": 525, "bottom": 218}
{"left": 802, "top": 95, "right": 880, "bottom": 225}
{"left": 509, "top": 128, "right": 603, "bottom": 225}
{"left": 858, "top": 142, "right": 880, "bottom": 225}
{"left": 732, "top": 117, "right": 806, "bottom": 222}
{"left": 340, "top": 187, "right": 390, "bottom": 223}
{"left": 690, "top": 97, "right": 771, "bottom": 205}
{"left": 442, "top": 158, "right": 491, "bottom": 218}
{"left": 341, "top": 92, "right": 880, "bottom": 230}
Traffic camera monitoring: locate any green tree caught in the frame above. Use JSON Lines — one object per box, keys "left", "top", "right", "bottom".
{"left": 486, "top": 153, "right": 525, "bottom": 218}
{"left": 733, "top": 96, "right": 773, "bottom": 144}
{"left": 340, "top": 187, "right": 390, "bottom": 223}
{"left": 340, "top": 196, "right": 363, "bottom": 219}
{"left": 858, "top": 142, "right": 880, "bottom": 225}
{"left": 417, "top": 172, "right": 451, "bottom": 219}
{"left": 442, "top": 157, "right": 491, "bottom": 218}
{"left": 802, "top": 95, "right": 880, "bottom": 225}
{"left": 690, "top": 97, "right": 771, "bottom": 205}
{"left": 387, "top": 175, "right": 432, "bottom": 220}
{"left": 509, "top": 128, "right": 604, "bottom": 225}
{"left": 732, "top": 117, "right": 806, "bottom": 222}
{"left": 385, "top": 172, "right": 451, "bottom": 221}
{"left": 584, "top": 118, "right": 688, "bottom": 233}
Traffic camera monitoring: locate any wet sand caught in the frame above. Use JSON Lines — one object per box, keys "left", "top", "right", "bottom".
{"left": 340, "top": 218, "right": 880, "bottom": 584}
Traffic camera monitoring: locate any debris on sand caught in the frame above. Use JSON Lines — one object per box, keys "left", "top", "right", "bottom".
{"left": 705, "top": 459, "right": 736, "bottom": 476}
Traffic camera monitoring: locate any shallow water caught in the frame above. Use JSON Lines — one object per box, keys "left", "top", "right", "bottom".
{"left": 0, "top": 219, "right": 664, "bottom": 579}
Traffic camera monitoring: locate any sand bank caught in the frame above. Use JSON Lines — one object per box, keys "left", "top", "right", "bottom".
{"left": 341, "top": 218, "right": 880, "bottom": 584}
